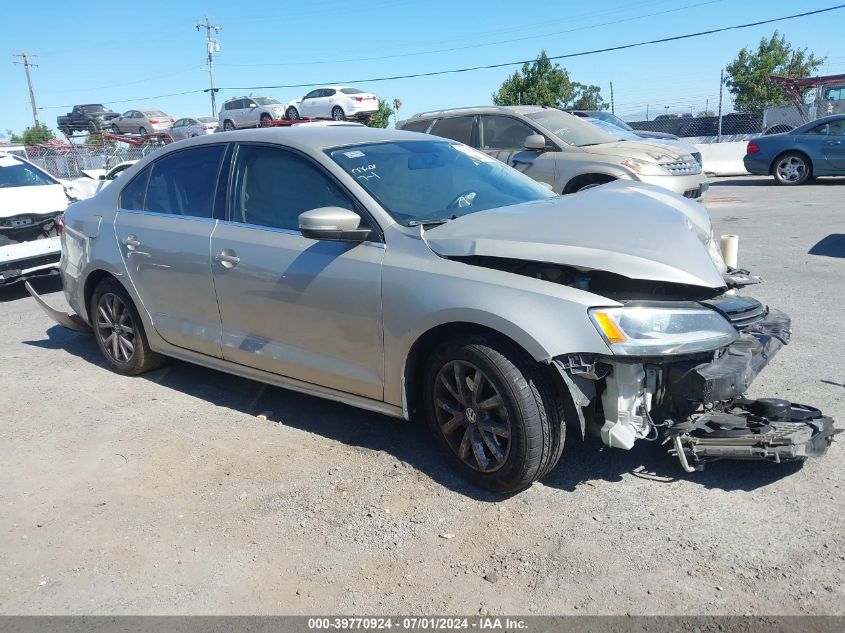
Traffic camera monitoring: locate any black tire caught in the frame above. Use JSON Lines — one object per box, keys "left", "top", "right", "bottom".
{"left": 88, "top": 121, "right": 98, "bottom": 133}
{"left": 286, "top": 107, "right": 300, "bottom": 121}
{"left": 90, "top": 278, "right": 165, "bottom": 376}
{"left": 138, "top": 126, "right": 148, "bottom": 136}
{"left": 421, "top": 335, "right": 564, "bottom": 493}
{"left": 260, "top": 113, "right": 273, "bottom": 125}
{"left": 111, "top": 124, "right": 120, "bottom": 133}
{"left": 331, "top": 106, "right": 345, "bottom": 121}
{"left": 223, "top": 119, "right": 235, "bottom": 131}
{"left": 772, "top": 151, "right": 812, "bottom": 186}
{"left": 571, "top": 175, "right": 615, "bottom": 193}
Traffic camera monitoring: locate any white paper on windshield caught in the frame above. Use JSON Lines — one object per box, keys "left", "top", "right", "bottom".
{"left": 0, "top": 155, "right": 21, "bottom": 168}
{"left": 344, "top": 150, "right": 365, "bottom": 158}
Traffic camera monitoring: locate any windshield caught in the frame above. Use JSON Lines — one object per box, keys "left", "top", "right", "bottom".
{"left": 84, "top": 105, "right": 107, "bottom": 112}
{"left": 525, "top": 109, "right": 624, "bottom": 146}
{"left": 0, "top": 156, "right": 57, "bottom": 188}
{"left": 329, "top": 140, "right": 556, "bottom": 225}
{"left": 254, "top": 97, "right": 281, "bottom": 106}
{"left": 142, "top": 110, "right": 168, "bottom": 117}
{"left": 590, "top": 111, "right": 634, "bottom": 131}
{"left": 197, "top": 116, "right": 218, "bottom": 123}
{"left": 341, "top": 88, "right": 366, "bottom": 95}
{"left": 587, "top": 119, "right": 639, "bottom": 141}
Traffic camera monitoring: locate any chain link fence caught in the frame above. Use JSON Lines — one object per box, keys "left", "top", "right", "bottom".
{"left": 21, "top": 141, "right": 164, "bottom": 180}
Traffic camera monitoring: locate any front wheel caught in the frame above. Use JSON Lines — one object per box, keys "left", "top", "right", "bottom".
{"left": 331, "top": 106, "right": 345, "bottom": 121}
{"left": 223, "top": 119, "right": 235, "bottom": 131}
{"left": 91, "top": 278, "right": 165, "bottom": 375}
{"left": 421, "top": 336, "right": 564, "bottom": 493}
{"left": 773, "top": 152, "right": 811, "bottom": 185}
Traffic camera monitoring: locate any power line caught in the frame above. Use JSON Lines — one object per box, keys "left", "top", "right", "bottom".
{"left": 218, "top": 4, "right": 845, "bottom": 91}
{"left": 36, "top": 3, "right": 845, "bottom": 110}
{"left": 13, "top": 53, "right": 40, "bottom": 127}
{"left": 217, "top": 0, "right": 724, "bottom": 68}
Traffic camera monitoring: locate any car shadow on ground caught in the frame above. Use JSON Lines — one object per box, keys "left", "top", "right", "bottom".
{"left": 809, "top": 234, "right": 845, "bottom": 258}
{"left": 0, "top": 275, "right": 63, "bottom": 303}
{"left": 25, "top": 324, "right": 805, "bottom": 499}
{"left": 709, "top": 177, "right": 844, "bottom": 187}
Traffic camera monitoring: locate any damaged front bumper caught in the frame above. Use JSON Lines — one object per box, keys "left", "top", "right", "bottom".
{"left": 554, "top": 296, "right": 837, "bottom": 471}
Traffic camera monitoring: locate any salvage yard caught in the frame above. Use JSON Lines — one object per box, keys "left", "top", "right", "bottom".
{"left": 1, "top": 177, "right": 843, "bottom": 615}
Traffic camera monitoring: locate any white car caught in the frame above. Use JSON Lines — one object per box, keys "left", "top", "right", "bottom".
{"left": 285, "top": 86, "right": 378, "bottom": 121}
{"left": 219, "top": 96, "right": 286, "bottom": 131}
{"left": 170, "top": 116, "right": 219, "bottom": 140}
{"left": 586, "top": 118, "right": 703, "bottom": 166}
{"left": 69, "top": 161, "right": 138, "bottom": 199}
{"left": 0, "top": 153, "right": 70, "bottom": 287}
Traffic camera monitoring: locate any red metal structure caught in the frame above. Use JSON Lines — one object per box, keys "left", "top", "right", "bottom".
{"left": 769, "top": 73, "right": 845, "bottom": 118}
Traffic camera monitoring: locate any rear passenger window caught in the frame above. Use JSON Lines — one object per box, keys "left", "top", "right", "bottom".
{"left": 401, "top": 120, "right": 433, "bottom": 133}
{"left": 119, "top": 166, "right": 151, "bottom": 211}
{"left": 231, "top": 145, "right": 355, "bottom": 231}
{"left": 144, "top": 145, "right": 225, "bottom": 218}
{"left": 430, "top": 116, "right": 474, "bottom": 145}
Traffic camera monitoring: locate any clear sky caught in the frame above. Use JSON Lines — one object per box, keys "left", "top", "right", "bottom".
{"left": 3, "top": 0, "right": 844, "bottom": 135}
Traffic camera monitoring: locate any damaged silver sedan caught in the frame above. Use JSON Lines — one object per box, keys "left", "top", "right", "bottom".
{"left": 29, "top": 127, "right": 836, "bottom": 492}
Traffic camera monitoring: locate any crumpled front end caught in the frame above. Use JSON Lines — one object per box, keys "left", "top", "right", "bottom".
{"left": 554, "top": 295, "right": 837, "bottom": 471}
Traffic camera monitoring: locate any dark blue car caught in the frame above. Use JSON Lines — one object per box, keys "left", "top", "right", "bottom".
{"left": 744, "top": 114, "right": 845, "bottom": 185}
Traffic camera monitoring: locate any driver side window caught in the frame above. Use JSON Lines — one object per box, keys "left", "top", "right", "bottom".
{"left": 230, "top": 145, "right": 356, "bottom": 232}
{"left": 479, "top": 115, "right": 537, "bottom": 149}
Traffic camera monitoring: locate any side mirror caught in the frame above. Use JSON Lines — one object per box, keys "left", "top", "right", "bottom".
{"left": 524, "top": 134, "right": 548, "bottom": 150}
{"left": 98, "top": 174, "right": 107, "bottom": 180}
{"left": 299, "top": 207, "right": 371, "bottom": 242}
{"left": 249, "top": 103, "right": 257, "bottom": 108}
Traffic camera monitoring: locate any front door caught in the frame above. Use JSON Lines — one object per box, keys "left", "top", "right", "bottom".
{"left": 114, "top": 144, "right": 227, "bottom": 357}
{"left": 822, "top": 118, "right": 845, "bottom": 168}
{"left": 476, "top": 115, "right": 558, "bottom": 191}
{"left": 209, "top": 143, "right": 384, "bottom": 399}
{"left": 299, "top": 90, "right": 322, "bottom": 118}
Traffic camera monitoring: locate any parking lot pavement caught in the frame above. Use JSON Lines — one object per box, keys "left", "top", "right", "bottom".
{"left": 0, "top": 176, "right": 843, "bottom": 616}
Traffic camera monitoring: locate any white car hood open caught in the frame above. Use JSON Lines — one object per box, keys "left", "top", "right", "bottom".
{"left": 424, "top": 182, "right": 726, "bottom": 289}
{"left": 0, "top": 184, "right": 68, "bottom": 218}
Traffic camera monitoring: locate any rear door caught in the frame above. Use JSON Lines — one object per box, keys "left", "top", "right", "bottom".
{"left": 209, "top": 143, "right": 385, "bottom": 398}
{"left": 113, "top": 144, "right": 228, "bottom": 357}
{"left": 477, "top": 114, "right": 558, "bottom": 190}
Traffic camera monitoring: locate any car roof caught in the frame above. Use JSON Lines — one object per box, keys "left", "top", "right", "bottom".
{"left": 406, "top": 105, "right": 552, "bottom": 120}
{"left": 174, "top": 125, "right": 433, "bottom": 152}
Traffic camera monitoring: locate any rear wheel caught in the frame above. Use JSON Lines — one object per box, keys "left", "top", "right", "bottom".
{"left": 138, "top": 126, "right": 148, "bottom": 136}
{"left": 111, "top": 124, "right": 120, "bottom": 133}
{"left": 331, "top": 106, "right": 345, "bottom": 121}
{"left": 260, "top": 113, "right": 273, "bottom": 125}
{"left": 773, "top": 152, "right": 811, "bottom": 186}
{"left": 223, "top": 119, "right": 235, "bottom": 131}
{"left": 91, "top": 278, "right": 165, "bottom": 375}
{"left": 286, "top": 107, "right": 300, "bottom": 121}
{"left": 421, "top": 336, "right": 564, "bottom": 493}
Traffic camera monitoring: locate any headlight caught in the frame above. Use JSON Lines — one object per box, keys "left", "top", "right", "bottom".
{"left": 706, "top": 229, "right": 727, "bottom": 274}
{"left": 589, "top": 306, "right": 738, "bottom": 355}
{"left": 621, "top": 158, "right": 668, "bottom": 176}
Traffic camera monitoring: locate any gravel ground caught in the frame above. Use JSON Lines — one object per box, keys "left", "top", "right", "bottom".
{"left": 0, "top": 176, "right": 843, "bottom": 615}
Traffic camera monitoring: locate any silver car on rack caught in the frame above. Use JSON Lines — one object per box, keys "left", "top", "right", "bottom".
{"left": 397, "top": 106, "right": 708, "bottom": 198}
{"left": 29, "top": 126, "right": 833, "bottom": 492}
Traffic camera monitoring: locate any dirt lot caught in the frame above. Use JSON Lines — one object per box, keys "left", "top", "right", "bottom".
{"left": 1, "top": 176, "right": 843, "bottom": 615}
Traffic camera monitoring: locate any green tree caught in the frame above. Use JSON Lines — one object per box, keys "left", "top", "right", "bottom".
{"left": 8, "top": 124, "right": 55, "bottom": 145}
{"left": 725, "top": 31, "right": 825, "bottom": 115}
{"left": 492, "top": 51, "right": 607, "bottom": 110}
{"left": 570, "top": 84, "right": 608, "bottom": 110}
{"left": 365, "top": 99, "right": 394, "bottom": 128}
{"left": 696, "top": 110, "right": 715, "bottom": 117}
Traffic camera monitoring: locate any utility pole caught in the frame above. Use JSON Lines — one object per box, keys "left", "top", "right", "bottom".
{"left": 13, "top": 53, "right": 40, "bottom": 127}
{"left": 196, "top": 17, "right": 222, "bottom": 117}
{"left": 717, "top": 69, "right": 724, "bottom": 142}
{"left": 609, "top": 81, "right": 615, "bottom": 115}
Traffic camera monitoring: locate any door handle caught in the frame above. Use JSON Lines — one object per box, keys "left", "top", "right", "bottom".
{"left": 215, "top": 251, "right": 240, "bottom": 267}
{"left": 826, "top": 140, "right": 842, "bottom": 145}
{"left": 122, "top": 235, "right": 140, "bottom": 250}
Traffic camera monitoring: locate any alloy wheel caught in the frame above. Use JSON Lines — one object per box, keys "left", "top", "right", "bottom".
{"left": 332, "top": 107, "right": 344, "bottom": 121}
{"left": 95, "top": 293, "right": 136, "bottom": 364}
{"left": 433, "top": 360, "right": 511, "bottom": 472}
{"left": 776, "top": 156, "right": 806, "bottom": 183}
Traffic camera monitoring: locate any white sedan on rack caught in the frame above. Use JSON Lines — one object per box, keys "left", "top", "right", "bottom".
{"left": 285, "top": 86, "right": 378, "bottom": 121}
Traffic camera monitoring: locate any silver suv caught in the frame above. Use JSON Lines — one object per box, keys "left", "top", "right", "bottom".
{"left": 397, "top": 106, "right": 708, "bottom": 198}
{"left": 29, "top": 127, "right": 833, "bottom": 492}
{"left": 219, "top": 96, "right": 286, "bottom": 130}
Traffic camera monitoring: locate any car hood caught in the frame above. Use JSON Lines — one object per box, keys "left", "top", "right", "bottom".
{"left": 581, "top": 140, "right": 690, "bottom": 162}
{"left": 0, "top": 184, "right": 69, "bottom": 218}
{"left": 424, "top": 181, "right": 726, "bottom": 289}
